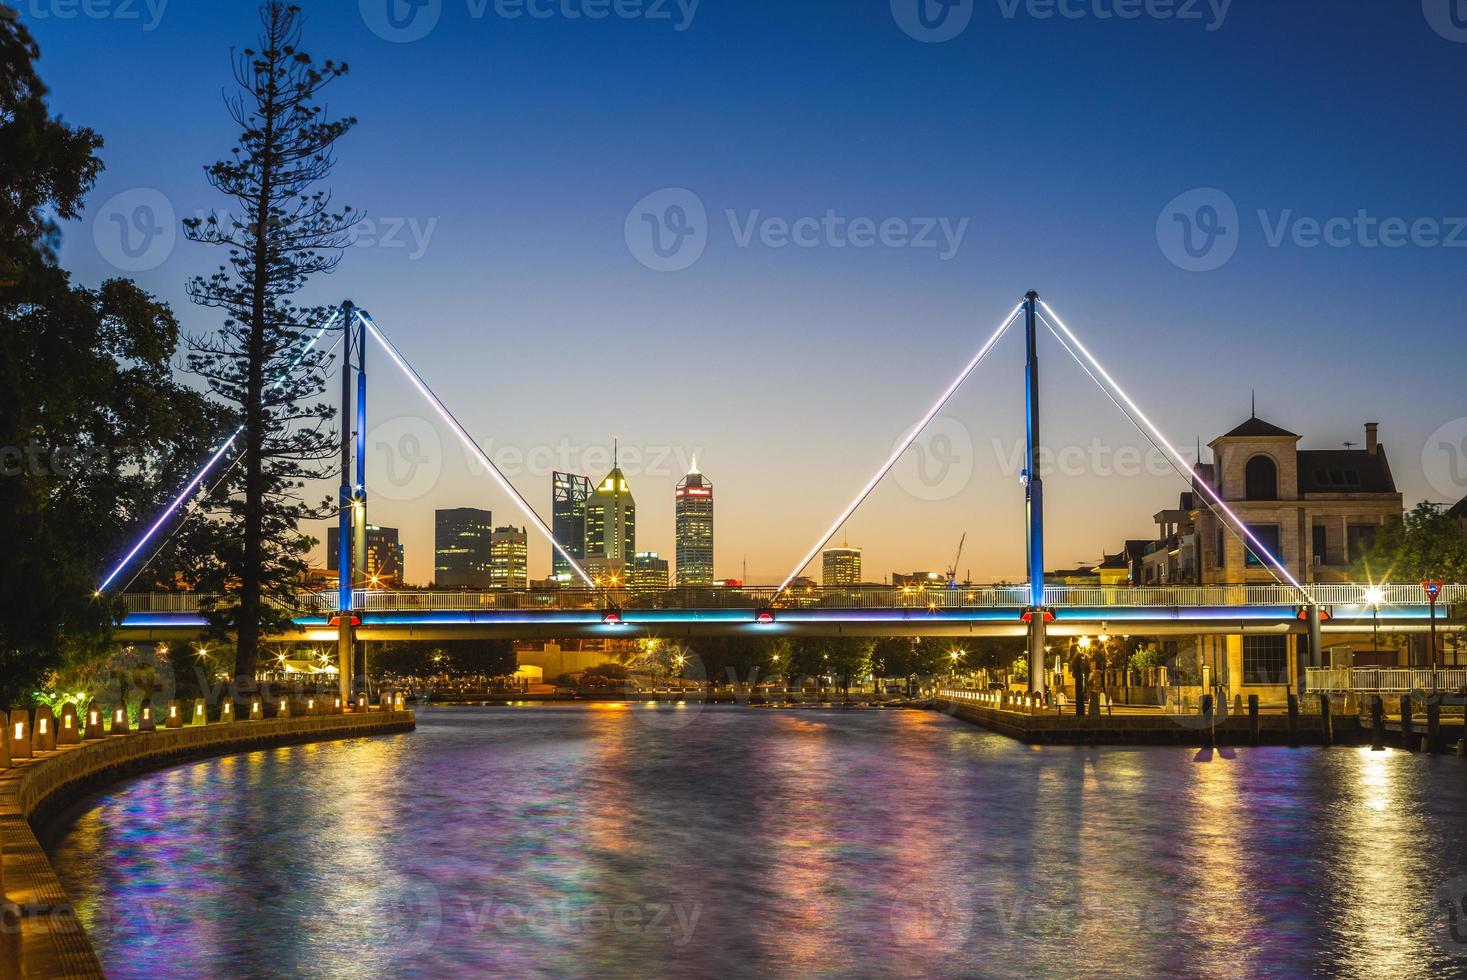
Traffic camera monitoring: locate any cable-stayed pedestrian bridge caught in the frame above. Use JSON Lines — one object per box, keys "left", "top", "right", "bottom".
{"left": 114, "top": 583, "right": 1458, "bottom": 642}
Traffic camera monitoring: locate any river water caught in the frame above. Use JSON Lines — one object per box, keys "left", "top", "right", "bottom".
{"left": 46, "top": 704, "right": 1467, "bottom": 978}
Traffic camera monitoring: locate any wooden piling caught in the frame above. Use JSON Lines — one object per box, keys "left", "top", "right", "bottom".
{"left": 1202, "top": 694, "right": 1215, "bottom": 747}
{"left": 1370, "top": 696, "right": 1385, "bottom": 750}
{"left": 1286, "top": 694, "right": 1299, "bottom": 746}
{"left": 1426, "top": 698, "right": 1442, "bottom": 755}
{"left": 1248, "top": 694, "right": 1260, "bottom": 746}
{"left": 1318, "top": 693, "right": 1333, "bottom": 747}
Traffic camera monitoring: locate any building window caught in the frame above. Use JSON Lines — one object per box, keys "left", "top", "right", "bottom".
{"left": 1347, "top": 524, "right": 1377, "bottom": 562}
{"left": 1245, "top": 455, "right": 1279, "bottom": 500}
{"left": 1244, "top": 524, "right": 1283, "bottom": 568}
{"left": 1242, "top": 635, "right": 1289, "bottom": 685}
{"left": 1312, "top": 525, "right": 1328, "bottom": 565}
{"left": 1216, "top": 529, "right": 1226, "bottom": 568}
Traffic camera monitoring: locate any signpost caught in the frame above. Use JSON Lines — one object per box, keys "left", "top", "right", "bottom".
{"left": 1422, "top": 581, "right": 1444, "bottom": 672}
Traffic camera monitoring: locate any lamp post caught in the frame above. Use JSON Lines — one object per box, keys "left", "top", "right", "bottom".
{"left": 1422, "top": 581, "right": 1443, "bottom": 673}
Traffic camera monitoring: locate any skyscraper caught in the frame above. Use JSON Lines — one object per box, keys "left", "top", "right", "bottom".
{"left": 822, "top": 539, "right": 862, "bottom": 587}
{"left": 327, "top": 524, "right": 405, "bottom": 586}
{"left": 489, "top": 525, "right": 529, "bottom": 590}
{"left": 585, "top": 450, "right": 636, "bottom": 562}
{"left": 551, "top": 472, "right": 592, "bottom": 581}
{"left": 434, "top": 507, "right": 493, "bottom": 589}
{"left": 674, "top": 458, "right": 714, "bottom": 586}
{"left": 628, "top": 551, "right": 670, "bottom": 596}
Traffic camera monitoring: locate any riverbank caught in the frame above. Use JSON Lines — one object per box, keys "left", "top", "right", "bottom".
{"left": 1, "top": 710, "right": 415, "bottom": 979}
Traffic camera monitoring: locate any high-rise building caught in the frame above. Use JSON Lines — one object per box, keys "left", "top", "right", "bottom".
{"left": 674, "top": 458, "right": 714, "bottom": 586}
{"left": 551, "top": 472, "right": 592, "bottom": 581}
{"left": 822, "top": 539, "right": 862, "bottom": 587}
{"left": 434, "top": 507, "right": 493, "bottom": 589}
{"left": 628, "top": 551, "right": 670, "bottom": 595}
{"left": 489, "top": 525, "right": 529, "bottom": 590}
{"left": 327, "top": 524, "right": 405, "bottom": 586}
{"left": 585, "top": 451, "right": 636, "bottom": 562}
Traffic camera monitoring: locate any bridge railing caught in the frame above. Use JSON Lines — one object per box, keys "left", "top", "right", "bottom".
{"left": 1305, "top": 667, "right": 1467, "bottom": 694}
{"left": 118, "top": 583, "right": 1465, "bottom": 615}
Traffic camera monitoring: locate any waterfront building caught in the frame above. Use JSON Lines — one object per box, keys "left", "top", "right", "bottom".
{"left": 822, "top": 540, "right": 862, "bottom": 587}
{"left": 434, "top": 507, "right": 494, "bottom": 589}
{"left": 326, "top": 524, "right": 405, "bottom": 586}
{"left": 489, "top": 525, "right": 529, "bottom": 590}
{"left": 674, "top": 459, "right": 714, "bottom": 585}
{"left": 552, "top": 472, "right": 593, "bottom": 581}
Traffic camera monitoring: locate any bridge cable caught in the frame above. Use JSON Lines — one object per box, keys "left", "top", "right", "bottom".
{"left": 356, "top": 311, "right": 599, "bottom": 591}
{"left": 1035, "top": 302, "right": 1314, "bottom": 605}
{"left": 773, "top": 302, "right": 1025, "bottom": 602}
{"left": 105, "top": 330, "right": 349, "bottom": 599}
{"left": 97, "top": 309, "right": 345, "bottom": 594}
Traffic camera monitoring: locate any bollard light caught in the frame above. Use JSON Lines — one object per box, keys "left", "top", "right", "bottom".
{"left": 38, "top": 719, "right": 47, "bottom": 735}
{"left": 12, "top": 722, "right": 20, "bottom": 740}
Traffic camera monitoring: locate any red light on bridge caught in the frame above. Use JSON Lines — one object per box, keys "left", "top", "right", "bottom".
{"left": 327, "top": 615, "right": 361, "bottom": 627}
{"left": 602, "top": 608, "right": 623, "bottom": 626}
{"left": 1020, "top": 609, "right": 1055, "bottom": 624}
{"left": 1296, "top": 607, "right": 1333, "bottom": 622}
{"left": 755, "top": 608, "right": 775, "bottom": 624}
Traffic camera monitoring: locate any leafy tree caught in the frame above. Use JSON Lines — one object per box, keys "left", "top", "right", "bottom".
{"left": 1356, "top": 502, "right": 1467, "bottom": 584}
{"left": 0, "top": 15, "right": 224, "bottom": 705}
{"left": 184, "top": 1, "right": 357, "bottom": 684}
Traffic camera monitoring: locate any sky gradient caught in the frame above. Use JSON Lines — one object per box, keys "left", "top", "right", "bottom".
{"left": 32, "top": 0, "right": 1467, "bottom": 585}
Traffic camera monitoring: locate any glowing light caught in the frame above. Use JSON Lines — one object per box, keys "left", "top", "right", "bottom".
{"left": 98, "top": 310, "right": 342, "bottom": 593}
{"left": 1037, "top": 300, "right": 1311, "bottom": 602}
{"left": 1364, "top": 587, "right": 1385, "bottom": 606}
{"left": 775, "top": 303, "right": 1024, "bottom": 598}
{"left": 358, "top": 312, "right": 595, "bottom": 588}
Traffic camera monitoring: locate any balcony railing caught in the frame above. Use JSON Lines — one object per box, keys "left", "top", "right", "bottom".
{"left": 118, "top": 583, "right": 1465, "bottom": 615}
{"left": 1305, "top": 667, "right": 1467, "bottom": 694}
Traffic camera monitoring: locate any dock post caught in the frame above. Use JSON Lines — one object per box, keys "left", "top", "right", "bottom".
{"left": 1286, "top": 694, "right": 1299, "bottom": 746}
{"left": 1426, "top": 698, "right": 1441, "bottom": 754}
{"left": 1318, "top": 693, "right": 1333, "bottom": 747}
{"left": 1248, "top": 694, "right": 1260, "bottom": 746}
{"left": 1370, "top": 696, "right": 1385, "bottom": 750}
{"left": 1399, "top": 695, "right": 1414, "bottom": 751}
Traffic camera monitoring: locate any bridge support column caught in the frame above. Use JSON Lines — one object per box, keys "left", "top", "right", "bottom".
{"left": 1022, "top": 291, "right": 1046, "bottom": 698}
{"left": 1303, "top": 603, "right": 1323, "bottom": 700}
{"left": 337, "top": 300, "right": 357, "bottom": 705}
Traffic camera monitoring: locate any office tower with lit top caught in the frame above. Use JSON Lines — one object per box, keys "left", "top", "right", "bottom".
{"left": 675, "top": 458, "right": 714, "bottom": 586}
{"left": 585, "top": 449, "right": 636, "bottom": 562}
{"left": 434, "top": 507, "right": 493, "bottom": 589}
{"left": 489, "top": 525, "right": 528, "bottom": 590}
{"left": 822, "top": 539, "right": 862, "bottom": 587}
{"left": 551, "top": 472, "right": 592, "bottom": 582}
{"left": 629, "top": 551, "right": 670, "bottom": 595}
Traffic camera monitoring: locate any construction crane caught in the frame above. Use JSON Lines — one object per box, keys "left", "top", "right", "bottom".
{"left": 945, "top": 533, "right": 966, "bottom": 588}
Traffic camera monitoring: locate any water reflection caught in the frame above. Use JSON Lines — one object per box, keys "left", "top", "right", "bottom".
{"left": 46, "top": 706, "right": 1467, "bottom": 979}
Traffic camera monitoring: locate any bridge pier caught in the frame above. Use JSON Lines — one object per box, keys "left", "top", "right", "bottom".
{"left": 1022, "top": 291, "right": 1046, "bottom": 698}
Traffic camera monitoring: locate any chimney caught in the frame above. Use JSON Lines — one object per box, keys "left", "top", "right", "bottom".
{"left": 1365, "top": 422, "right": 1379, "bottom": 454}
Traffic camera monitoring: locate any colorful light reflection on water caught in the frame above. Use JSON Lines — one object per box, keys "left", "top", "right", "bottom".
{"left": 46, "top": 706, "right": 1467, "bottom": 978}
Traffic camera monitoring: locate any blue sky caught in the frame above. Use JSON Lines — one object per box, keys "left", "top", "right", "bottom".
{"left": 31, "top": 0, "right": 1467, "bottom": 584}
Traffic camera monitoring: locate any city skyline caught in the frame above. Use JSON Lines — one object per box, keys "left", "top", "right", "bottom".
{"left": 36, "top": 3, "right": 1467, "bottom": 587}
